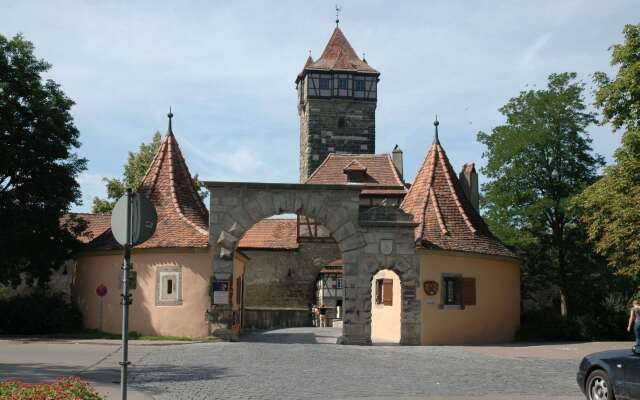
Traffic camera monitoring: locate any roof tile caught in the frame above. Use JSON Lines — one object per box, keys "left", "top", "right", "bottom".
{"left": 238, "top": 219, "right": 298, "bottom": 250}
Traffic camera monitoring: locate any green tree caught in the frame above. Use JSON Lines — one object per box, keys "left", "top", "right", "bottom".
{"left": 576, "top": 23, "right": 640, "bottom": 277}
{"left": 478, "top": 72, "right": 604, "bottom": 318}
{"left": 92, "top": 132, "right": 206, "bottom": 213}
{"left": 0, "top": 34, "right": 87, "bottom": 284}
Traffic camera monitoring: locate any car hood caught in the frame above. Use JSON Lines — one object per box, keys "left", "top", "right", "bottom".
{"left": 585, "top": 349, "right": 632, "bottom": 361}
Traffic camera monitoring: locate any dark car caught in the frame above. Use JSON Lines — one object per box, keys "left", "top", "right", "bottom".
{"left": 578, "top": 349, "right": 640, "bottom": 399}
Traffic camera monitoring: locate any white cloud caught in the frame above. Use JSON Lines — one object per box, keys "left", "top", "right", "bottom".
{"left": 518, "top": 32, "right": 553, "bottom": 71}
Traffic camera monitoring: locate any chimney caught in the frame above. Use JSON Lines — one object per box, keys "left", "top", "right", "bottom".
{"left": 392, "top": 145, "right": 403, "bottom": 179}
{"left": 459, "top": 163, "right": 479, "bottom": 212}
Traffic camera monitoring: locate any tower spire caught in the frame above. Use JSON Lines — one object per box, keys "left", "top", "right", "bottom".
{"left": 335, "top": 4, "right": 341, "bottom": 26}
{"left": 167, "top": 107, "right": 174, "bottom": 135}
{"left": 433, "top": 115, "right": 440, "bottom": 144}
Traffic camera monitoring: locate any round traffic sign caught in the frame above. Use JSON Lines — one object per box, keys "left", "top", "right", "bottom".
{"left": 111, "top": 192, "right": 157, "bottom": 246}
{"left": 96, "top": 284, "right": 108, "bottom": 297}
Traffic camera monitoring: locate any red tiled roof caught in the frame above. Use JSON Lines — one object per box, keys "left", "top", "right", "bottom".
{"left": 78, "top": 129, "right": 210, "bottom": 251}
{"left": 305, "top": 153, "right": 407, "bottom": 196}
{"left": 238, "top": 219, "right": 298, "bottom": 250}
{"left": 298, "top": 27, "right": 379, "bottom": 80}
{"left": 61, "top": 213, "right": 111, "bottom": 244}
{"left": 400, "top": 139, "right": 515, "bottom": 258}
{"left": 343, "top": 160, "right": 367, "bottom": 172}
{"left": 134, "top": 131, "right": 209, "bottom": 248}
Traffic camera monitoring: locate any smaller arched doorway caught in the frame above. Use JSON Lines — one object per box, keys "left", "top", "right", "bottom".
{"left": 370, "top": 269, "right": 401, "bottom": 344}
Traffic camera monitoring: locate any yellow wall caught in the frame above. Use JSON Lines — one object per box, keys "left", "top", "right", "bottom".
{"left": 75, "top": 248, "right": 212, "bottom": 338}
{"left": 370, "top": 269, "right": 401, "bottom": 344}
{"left": 419, "top": 250, "right": 520, "bottom": 345}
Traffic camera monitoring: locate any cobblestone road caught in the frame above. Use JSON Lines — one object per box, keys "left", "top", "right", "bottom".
{"left": 128, "top": 327, "right": 607, "bottom": 400}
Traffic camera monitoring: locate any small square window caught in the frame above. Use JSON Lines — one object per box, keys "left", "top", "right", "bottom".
{"left": 319, "top": 78, "right": 330, "bottom": 89}
{"left": 355, "top": 80, "right": 365, "bottom": 91}
{"left": 338, "top": 78, "right": 348, "bottom": 89}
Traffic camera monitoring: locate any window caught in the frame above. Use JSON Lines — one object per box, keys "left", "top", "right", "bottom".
{"left": 338, "top": 78, "right": 348, "bottom": 89}
{"left": 442, "top": 275, "right": 476, "bottom": 308}
{"left": 443, "top": 276, "right": 460, "bottom": 305}
{"left": 319, "top": 78, "right": 330, "bottom": 89}
{"left": 338, "top": 117, "right": 345, "bottom": 128}
{"left": 375, "top": 278, "right": 393, "bottom": 306}
{"left": 156, "top": 266, "right": 182, "bottom": 306}
{"left": 336, "top": 278, "right": 343, "bottom": 289}
{"left": 355, "top": 80, "right": 365, "bottom": 91}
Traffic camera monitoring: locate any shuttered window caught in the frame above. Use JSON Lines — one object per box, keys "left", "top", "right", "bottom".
{"left": 462, "top": 277, "right": 476, "bottom": 306}
{"left": 382, "top": 279, "right": 393, "bottom": 306}
{"left": 375, "top": 278, "right": 393, "bottom": 306}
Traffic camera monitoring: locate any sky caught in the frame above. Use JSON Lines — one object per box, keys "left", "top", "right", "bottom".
{"left": 2, "top": 1, "right": 637, "bottom": 212}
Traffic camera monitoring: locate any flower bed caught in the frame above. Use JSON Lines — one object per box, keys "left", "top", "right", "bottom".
{"left": 0, "top": 377, "right": 104, "bottom": 399}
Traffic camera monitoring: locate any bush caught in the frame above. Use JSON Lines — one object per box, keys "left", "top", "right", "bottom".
{"left": 516, "top": 304, "right": 632, "bottom": 342}
{"left": 0, "top": 293, "right": 82, "bottom": 335}
{"left": 0, "top": 377, "right": 104, "bottom": 399}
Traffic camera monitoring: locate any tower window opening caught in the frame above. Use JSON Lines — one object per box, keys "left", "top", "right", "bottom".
{"left": 319, "top": 78, "right": 330, "bottom": 89}
{"left": 355, "top": 80, "right": 365, "bottom": 91}
{"left": 338, "top": 78, "right": 348, "bottom": 89}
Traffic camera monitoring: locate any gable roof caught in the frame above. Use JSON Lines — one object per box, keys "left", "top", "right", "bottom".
{"left": 305, "top": 153, "right": 407, "bottom": 196}
{"left": 238, "top": 219, "right": 298, "bottom": 250}
{"left": 297, "top": 27, "right": 378, "bottom": 82}
{"left": 400, "top": 138, "right": 515, "bottom": 258}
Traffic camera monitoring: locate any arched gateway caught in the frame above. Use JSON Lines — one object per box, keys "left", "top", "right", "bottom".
{"left": 206, "top": 181, "right": 421, "bottom": 345}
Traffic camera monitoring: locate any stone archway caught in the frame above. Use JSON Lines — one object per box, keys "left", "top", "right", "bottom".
{"left": 205, "top": 181, "right": 421, "bottom": 345}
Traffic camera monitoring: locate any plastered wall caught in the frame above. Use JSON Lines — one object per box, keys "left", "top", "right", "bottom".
{"left": 74, "top": 248, "right": 212, "bottom": 338}
{"left": 419, "top": 250, "right": 520, "bottom": 345}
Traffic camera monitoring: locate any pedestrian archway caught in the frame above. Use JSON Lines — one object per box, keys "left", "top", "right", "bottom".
{"left": 370, "top": 269, "right": 401, "bottom": 344}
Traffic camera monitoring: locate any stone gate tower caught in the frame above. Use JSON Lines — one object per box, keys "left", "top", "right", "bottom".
{"left": 296, "top": 26, "right": 380, "bottom": 181}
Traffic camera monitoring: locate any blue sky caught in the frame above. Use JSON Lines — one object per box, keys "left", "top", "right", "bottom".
{"left": 2, "top": 1, "right": 636, "bottom": 212}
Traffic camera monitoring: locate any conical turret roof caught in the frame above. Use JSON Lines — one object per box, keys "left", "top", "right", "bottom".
{"left": 136, "top": 129, "right": 209, "bottom": 248}
{"left": 297, "top": 27, "right": 378, "bottom": 82}
{"left": 401, "top": 137, "right": 514, "bottom": 258}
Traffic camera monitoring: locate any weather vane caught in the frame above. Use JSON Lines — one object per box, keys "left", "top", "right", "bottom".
{"left": 335, "top": 4, "right": 341, "bottom": 26}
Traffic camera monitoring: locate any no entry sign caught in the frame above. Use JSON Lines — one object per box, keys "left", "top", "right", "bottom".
{"left": 96, "top": 284, "right": 108, "bottom": 297}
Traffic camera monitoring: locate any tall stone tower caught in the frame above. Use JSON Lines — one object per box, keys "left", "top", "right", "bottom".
{"left": 296, "top": 26, "right": 380, "bottom": 181}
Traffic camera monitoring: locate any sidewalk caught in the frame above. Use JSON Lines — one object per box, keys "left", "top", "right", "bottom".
{"left": 0, "top": 338, "right": 200, "bottom": 399}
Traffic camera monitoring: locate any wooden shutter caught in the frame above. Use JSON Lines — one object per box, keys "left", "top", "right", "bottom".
{"left": 462, "top": 277, "right": 476, "bottom": 306}
{"left": 382, "top": 279, "right": 393, "bottom": 306}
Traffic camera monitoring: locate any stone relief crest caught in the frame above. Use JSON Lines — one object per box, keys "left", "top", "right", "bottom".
{"left": 380, "top": 239, "right": 393, "bottom": 255}
{"left": 423, "top": 280, "right": 439, "bottom": 296}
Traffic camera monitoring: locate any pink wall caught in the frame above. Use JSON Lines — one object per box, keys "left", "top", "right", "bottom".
{"left": 75, "top": 248, "right": 212, "bottom": 338}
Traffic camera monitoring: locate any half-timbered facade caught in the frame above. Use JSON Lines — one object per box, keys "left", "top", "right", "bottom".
{"left": 297, "top": 27, "right": 380, "bottom": 181}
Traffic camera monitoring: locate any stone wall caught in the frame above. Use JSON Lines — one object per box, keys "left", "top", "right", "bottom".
{"left": 241, "top": 241, "right": 341, "bottom": 329}
{"left": 299, "top": 98, "right": 376, "bottom": 181}
{"left": 206, "top": 182, "right": 421, "bottom": 345}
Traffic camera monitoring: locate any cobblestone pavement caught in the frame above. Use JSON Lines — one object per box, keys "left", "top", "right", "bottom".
{"left": 127, "top": 327, "right": 630, "bottom": 400}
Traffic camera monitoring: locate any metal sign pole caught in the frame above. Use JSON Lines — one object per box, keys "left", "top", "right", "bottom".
{"left": 120, "top": 189, "right": 132, "bottom": 400}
